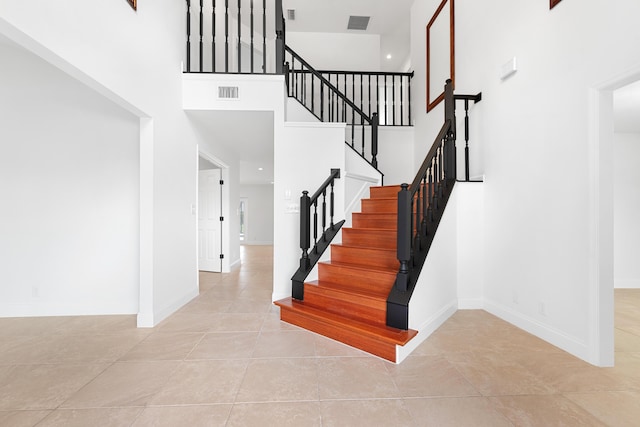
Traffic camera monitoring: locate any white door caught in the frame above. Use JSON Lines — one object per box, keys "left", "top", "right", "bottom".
{"left": 198, "top": 169, "right": 222, "bottom": 272}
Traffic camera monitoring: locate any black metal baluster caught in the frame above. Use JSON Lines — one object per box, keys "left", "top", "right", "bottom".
{"left": 351, "top": 107, "right": 355, "bottom": 146}
{"left": 212, "top": 0, "right": 216, "bottom": 72}
{"left": 311, "top": 74, "right": 315, "bottom": 113}
{"left": 262, "top": 0, "right": 266, "bottom": 73}
{"left": 237, "top": 0, "right": 241, "bottom": 72}
{"left": 250, "top": 0, "right": 254, "bottom": 73}
{"left": 384, "top": 75, "right": 388, "bottom": 125}
{"left": 415, "top": 185, "right": 422, "bottom": 249}
{"left": 330, "top": 179, "right": 335, "bottom": 229}
{"left": 368, "top": 75, "right": 372, "bottom": 117}
{"left": 360, "top": 74, "right": 363, "bottom": 116}
{"left": 401, "top": 75, "right": 404, "bottom": 126}
{"left": 321, "top": 190, "right": 327, "bottom": 241}
{"left": 438, "top": 144, "right": 444, "bottom": 199}
{"left": 313, "top": 201, "right": 318, "bottom": 252}
{"left": 433, "top": 149, "right": 439, "bottom": 210}
{"left": 329, "top": 75, "right": 333, "bottom": 121}
{"left": 392, "top": 75, "right": 396, "bottom": 125}
{"left": 320, "top": 82, "right": 324, "bottom": 121}
{"left": 225, "top": 0, "right": 229, "bottom": 72}
{"left": 294, "top": 62, "right": 298, "bottom": 99}
{"left": 186, "top": 0, "right": 191, "bottom": 72}
{"left": 342, "top": 74, "right": 347, "bottom": 122}
{"left": 408, "top": 73, "right": 413, "bottom": 125}
{"left": 333, "top": 73, "right": 340, "bottom": 122}
{"left": 428, "top": 164, "right": 434, "bottom": 221}
{"left": 199, "top": 0, "right": 203, "bottom": 72}
{"left": 420, "top": 174, "right": 428, "bottom": 234}
{"left": 371, "top": 112, "right": 379, "bottom": 168}
{"left": 376, "top": 74, "right": 380, "bottom": 118}
{"left": 464, "top": 99, "right": 470, "bottom": 181}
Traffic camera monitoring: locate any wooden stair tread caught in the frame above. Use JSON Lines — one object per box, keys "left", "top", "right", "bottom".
{"left": 306, "top": 279, "right": 389, "bottom": 299}
{"left": 319, "top": 260, "right": 397, "bottom": 275}
{"left": 332, "top": 243, "right": 396, "bottom": 254}
{"left": 342, "top": 226, "right": 397, "bottom": 232}
{"left": 275, "top": 297, "right": 417, "bottom": 346}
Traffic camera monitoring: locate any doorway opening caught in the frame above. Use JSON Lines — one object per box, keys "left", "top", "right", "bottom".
{"left": 239, "top": 197, "right": 248, "bottom": 242}
{"left": 612, "top": 79, "right": 640, "bottom": 358}
{"left": 590, "top": 66, "right": 640, "bottom": 366}
{"left": 197, "top": 150, "right": 231, "bottom": 274}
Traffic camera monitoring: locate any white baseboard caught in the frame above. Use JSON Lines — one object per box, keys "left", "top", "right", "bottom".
{"left": 227, "top": 257, "right": 241, "bottom": 272}
{"left": 396, "top": 300, "right": 457, "bottom": 363}
{"left": 0, "top": 301, "right": 138, "bottom": 318}
{"left": 483, "top": 298, "right": 590, "bottom": 363}
{"left": 457, "top": 298, "right": 484, "bottom": 309}
{"left": 145, "top": 288, "right": 199, "bottom": 327}
{"left": 614, "top": 279, "right": 640, "bottom": 289}
{"left": 242, "top": 241, "right": 273, "bottom": 246}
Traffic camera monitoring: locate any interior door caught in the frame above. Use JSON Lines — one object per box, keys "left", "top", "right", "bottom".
{"left": 198, "top": 169, "right": 222, "bottom": 272}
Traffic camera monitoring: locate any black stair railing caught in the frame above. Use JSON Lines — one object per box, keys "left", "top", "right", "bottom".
{"left": 291, "top": 169, "right": 345, "bottom": 300}
{"left": 289, "top": 69, "right": 414, "bottom": 127}
{"left": 185, "top": 0, "right": 284, "bottom": 74}
{"left": 284, "top": 46, "right": 380, "bottom": 170}
{"left": 387, "top": 80, "right": 482, "bottom": 330}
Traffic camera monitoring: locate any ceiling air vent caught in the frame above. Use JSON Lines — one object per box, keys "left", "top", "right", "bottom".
{"left": 347, "top": 15, "right": 370, "bottom": 31}
{"left": 287, "top": 9, "right": 296, "bottom": 20}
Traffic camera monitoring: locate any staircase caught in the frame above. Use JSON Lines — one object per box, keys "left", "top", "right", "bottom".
{"left": 275, "top": 185, "right": 417, "bottom": 362}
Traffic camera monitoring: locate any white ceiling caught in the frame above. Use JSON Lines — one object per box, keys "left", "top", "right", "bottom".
{"left": 187, "top": 110, "right": 274, "bottom": 185}
{"left": 282, "top": 0, "right": 414, "bottom": 71}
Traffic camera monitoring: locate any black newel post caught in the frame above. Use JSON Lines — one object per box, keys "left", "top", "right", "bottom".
{"left": 395, "top": 184, "right": 411, "bottom": 292}
{"left": 299, "top": 191, "right": 311, "bottom": 271}
{"left": 444, "top": 79, "right": 456, "bottom": 182}
{"left": 371, "top": 112, "right": 379, "bottom": 169}
{"left": 294, "top": 190, "right": 311, "bottom": 300}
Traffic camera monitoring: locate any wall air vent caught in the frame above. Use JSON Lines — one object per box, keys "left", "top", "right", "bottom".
{"left": 347, "top": 15, "right": 370, "bottom": 31}
{"left": 218, "top": 86, "right": 239, "bottom": 99}
{"left": 287, "top": 9, "right": 296, "bottom": 20}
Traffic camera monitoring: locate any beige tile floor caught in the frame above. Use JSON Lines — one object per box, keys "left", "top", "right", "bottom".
{"left": 1, "top": 245, "right": 640, "bottom": 426}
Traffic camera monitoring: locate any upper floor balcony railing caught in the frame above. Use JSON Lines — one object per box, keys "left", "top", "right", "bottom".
{"left": 185, "top": 0, "right": 284, "bottom": 74}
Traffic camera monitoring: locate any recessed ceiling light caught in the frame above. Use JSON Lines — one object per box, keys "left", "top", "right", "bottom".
{"left": 258, "top": 167, "right": 264, "bottom": 171}
{"left": 386, "top": 54, "right": 392, "bottom": 59}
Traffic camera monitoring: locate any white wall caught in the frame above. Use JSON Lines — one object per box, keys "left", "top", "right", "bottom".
{"left": 377, "top": 126, "right": 415, "bottom": 186}
{"left": 0, "top": 0, "right": 239, "bottom": 326}
{"left": 286, "top": 32, "right": 381, "bottom": 71}
{"left": 614, "top": 132, "right": 640, "bottom": 289}
{"left": 239, "top": 184, "right": 275, "bottom": 245}
{"left": 411, "top": 0, "right": 640, "bottom": 364}
{"left": 286, "top": 97, "right": 319, "bottom": 122}
{"left": 456, "top": 183, "right": 485, "bottom": 307}
{"left": 0, "top": 42, "right": 140, "bottom": 316}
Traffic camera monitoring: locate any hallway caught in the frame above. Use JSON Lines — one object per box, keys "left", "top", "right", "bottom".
{"left": 1, "top": 246, "right": 640, "bottom": 426}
